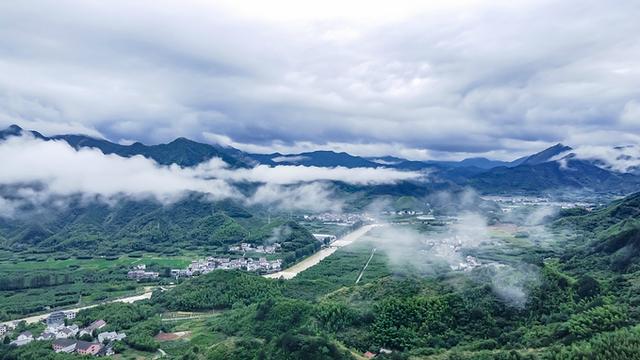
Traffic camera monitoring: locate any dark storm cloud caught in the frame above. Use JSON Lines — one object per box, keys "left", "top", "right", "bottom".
{"left": 0, "top": 0, "right": 639, "bottom": 160}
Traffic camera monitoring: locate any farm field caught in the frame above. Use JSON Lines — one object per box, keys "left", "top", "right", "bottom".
{"left": 0, "top": 253, "right": 193, "bottom": 321}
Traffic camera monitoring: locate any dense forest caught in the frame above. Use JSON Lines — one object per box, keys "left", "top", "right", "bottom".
{"left": 0, "top": 194, "right": 318, "bottom": 263}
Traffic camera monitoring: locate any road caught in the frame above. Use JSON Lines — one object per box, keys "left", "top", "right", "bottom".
{"left": 1, "top": 290, "right": 153, "bottom": 326}
{"left": 2, "top": 225, "right": 377, "bottom": 325}
{"left": 264, "top": 224, "right": 379, "bottom": 280}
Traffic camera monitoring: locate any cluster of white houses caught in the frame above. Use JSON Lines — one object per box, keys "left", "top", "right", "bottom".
{"left": 303, "top": 212, "right": 373, "bottom": 225}
{"left": 229, "top": 242, "right": 281, "bottom": 254}
{"left": 127, "top": 264, "right": 160, "bottom": 280}
{"left": 52, "top": 339, "right": 108, "bottom": 356}
{"left": 51, "top": 326, "right": 126, "bottom": 356}
{"left": 1, "top": 311, "right": 125, "bottom": 357}
{"left": 171, "top": 256, "right": 283, "bottom": 278}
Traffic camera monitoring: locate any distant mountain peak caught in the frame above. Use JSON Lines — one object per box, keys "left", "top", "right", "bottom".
{"left": 0, "top": 124, "right": 48, "bottom": 140}
{"left": 1, "top": 124, "right": 24, "bottom": 136}
{"left": 521, "top": 143, "right": 573, "bottom": 166}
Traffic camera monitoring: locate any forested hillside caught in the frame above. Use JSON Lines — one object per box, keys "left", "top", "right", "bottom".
{"left": 0, "top": 194, "right": 317, "bottom": 261}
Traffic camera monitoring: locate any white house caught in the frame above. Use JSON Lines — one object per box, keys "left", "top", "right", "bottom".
{"left": 10, "top": 331, "right": 33, "bottom": 346}
{"left": 97, "top": 331, "right": 126, "bottom": 343}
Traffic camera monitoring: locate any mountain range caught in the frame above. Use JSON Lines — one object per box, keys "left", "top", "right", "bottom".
{"left": 2, "top": 124, "right": 640, "bottom": 195}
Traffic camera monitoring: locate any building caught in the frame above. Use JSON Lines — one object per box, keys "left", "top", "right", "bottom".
{"left": 88, "top": 320, "right": 107, "bottom": 331}
{"left": 79, "top": 319, "right": 107, "bottom": 337}
{"left": 52, "top": 339, "right": 77, "bottom": 353}
{"left": 64, "top": 311, "right": 77, "bottom": 320}
{"left": 38, "top": 331, "right": 56, "bottom": 341}
{"left": 47, "top": 311, "right": 67, "bottom": 328}
{"left": 97, "top": 331, "right": 126, "bottom": 343}
{"left": 76, "top": 341, "right": 102, "bottom": 355}
{"left": 312, "top": 233, "right": 337, "bottom": 243}
{"left": 97, "top": 344, "right": 115, "bottom": 356}
{"left": 57, "top": 325, "right": 79, "bottom": 339}
{"left": 38, "top": 324, "right": 79, "bottom": 341}
{"left": 127, "top": 269, "right": 159, "bottom": 280}
{"left": 10, "top": 331, "right": 33, "bottom": 346}
{"left": 0, "top": 324, "right": 7, "bottom": 336}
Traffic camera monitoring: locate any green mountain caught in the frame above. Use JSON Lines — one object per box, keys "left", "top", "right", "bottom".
{"left": 470, "top": 158, "right": 640, "bottom": 194}
{"left": 250, "top": 150, "right": 381, "bottom": 168}
{"left": 4, "top": 125, "right": 640, "bottom": 197}
{"left": 0, "top": 194, "right": 316, "bottom": 261}
{"left": 555, "top": 192, "right": 640, "bottom": 272}
{"left": 1, "top": 124, "right": 252, "bottom": 168}
{"left": 54, "top": 135, "right": 253, "bottom": 168}
{"left": 520, "top": 143, "right": 572, "bottom": 165}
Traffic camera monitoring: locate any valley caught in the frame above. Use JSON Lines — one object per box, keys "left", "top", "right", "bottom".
{"left": 0, "top": 222, "right": 375, "bottom": 327}
{"left": 264, "top": 224, "right": 378, "bottom": 280}
{"left": 2, "top": 126, "right": 640, "bottom": 360}
{"left": 2, "top": 2, "right": 640, "bottom": 358}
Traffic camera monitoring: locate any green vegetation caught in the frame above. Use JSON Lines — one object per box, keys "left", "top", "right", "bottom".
{"left": 152, "top": 271, "right": 282, "bottom": 311}
{"left": 0, "top": 195, "right": 315, "bottom": 261}
{"left": 6, "top": 192, "right": 640, "bottom": 359}
{"left": 0, "top": 197, "right": 319, "bottom": 320}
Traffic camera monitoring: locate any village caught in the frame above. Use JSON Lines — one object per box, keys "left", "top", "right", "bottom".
{"left": 1, "top": 310, "right": 125, "bottom": 356}
{"left": 126, "top": 249, "right": 285, "bottom": 281}
{"left": 169, "top": 255, "right": 283, "bottom": 278}
{"left": 302, "top": 212, "right": 374, "bottom": 225}
{"left": 228, "top": 242, "right": 281, "bottom": 254}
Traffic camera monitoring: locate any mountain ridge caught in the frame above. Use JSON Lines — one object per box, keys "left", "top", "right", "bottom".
{"left": 2, "top": 124, "right": 640, "bottom": 195}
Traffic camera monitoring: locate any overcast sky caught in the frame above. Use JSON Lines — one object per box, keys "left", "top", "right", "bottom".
{"left": 0, "top": 0, "right": 639, "bottom": 160}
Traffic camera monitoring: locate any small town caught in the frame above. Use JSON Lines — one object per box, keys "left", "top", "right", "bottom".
{"left": 228, "top": 242, "right": 281, "bottom": 254}
{"left": 302, "top": 212, "right": 374, "bottom": 225}
{"left": 1, "top": 310, "right": 125, "bottom": 356}
{"left": 170, "top": 256, "right": 283, "bottom": 278}
{"left": 127, "top": 264, "right": 160, "bottom": 280}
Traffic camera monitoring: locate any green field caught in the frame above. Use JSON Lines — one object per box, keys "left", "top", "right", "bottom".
{"left": 0, "top": 253, "right": 195, "bottom": 321}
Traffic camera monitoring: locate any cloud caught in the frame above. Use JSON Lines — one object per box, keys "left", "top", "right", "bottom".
{"left": 620, "top": 100, "right": 640, "bottom": 129}
{"left": 271, "top": 155, "right": 309, "bottom": 163}
{"left": 247, "top": 182, "right": 343, "bottom": 213}
{"left": 205, "top": 163, "right": 421, "bottom": 185}
{"left": 553, "top": 145, "right": 640, "bottom": 173}
{"left": 0, "top": 197, "right": 19, "bottom": 218}
{"left": 0, "top": 135, "right": 419, "bottom": 212}
{"left": 368, "top": 214, "right": 539, "bottom": 308}
{"left": 0, "top": 135, "right": 238, "bottom": 203}
{"left": 1, "top": 0, "right": 639, "bottom": 159}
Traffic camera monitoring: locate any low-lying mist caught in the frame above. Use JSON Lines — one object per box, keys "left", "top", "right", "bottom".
{"left": 361, "top": 191, "right": 565, "bottom": 308}
{"left": 0, "top": 134, "right": 422, "bottom": 217}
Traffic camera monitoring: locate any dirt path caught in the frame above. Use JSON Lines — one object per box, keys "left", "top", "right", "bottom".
{"left": 264, "top": 224, "right": 379, "bottom": 280}
{"left": 355, "top": 248, "right": 376, "bottom": 284}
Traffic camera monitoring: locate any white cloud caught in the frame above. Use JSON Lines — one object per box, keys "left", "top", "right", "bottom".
{"left": 271, "top": 155, "right": 309, "bottom": 163}
{"left": 0, "top": 135, "right": 421, "bottom": 212}
{"left": 201, "top": 163, "right": 421, "bottom": 185}
{"left": 0, "top": 197, "right": 18, "bottom": 218}
{"left": 1, "top": 0, "right": 639, "bottom": 158}
{"left": 620, "top": 100, "right": 640, "bottom": 129}
{"left": 0, "top": 135, "right": 238, "bottom": 203}
{"left": 553, "top": 144, "right": 640, "bottom": 173}
{"left": 247, "top": 183, "right": 343, "bottom": 213}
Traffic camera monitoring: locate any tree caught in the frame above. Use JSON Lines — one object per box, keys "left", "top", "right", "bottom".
{"left": 575, "top": 275, "right": 600, "bottom": 300}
